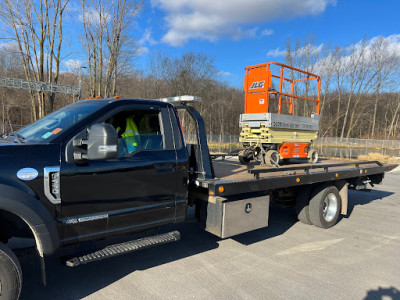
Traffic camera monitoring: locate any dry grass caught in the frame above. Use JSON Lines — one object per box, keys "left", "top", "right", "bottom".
{"left": 358, "top": 153, "right": 400, "bottom": 164}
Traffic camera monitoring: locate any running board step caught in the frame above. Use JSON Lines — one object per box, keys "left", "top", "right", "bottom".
{"left": 65, "top": 230, "right": 181, "bottom": 267}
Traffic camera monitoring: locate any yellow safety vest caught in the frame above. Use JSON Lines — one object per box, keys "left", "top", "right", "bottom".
{"left": 121, "top": 118, "right": 139, "bottom": 152}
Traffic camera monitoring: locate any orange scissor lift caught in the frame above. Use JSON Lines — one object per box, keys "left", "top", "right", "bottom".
{"left": 238, "top": 62, "right": 321, "bottom": 166}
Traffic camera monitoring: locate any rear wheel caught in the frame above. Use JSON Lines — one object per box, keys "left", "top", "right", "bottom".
{"left": 0, "top": 242, "right": 22, "bottom": 300}
{"left": 265, "top": 150, "right": 280, "bottom": 167}
{"left": 295, "top": 186, "right": 314, "bottom": 225}
{"left": 309, "top": 185, "right": 342, "bottom": 228}
{"left": 308, "top": 149, "right": 318, "bottom": 164}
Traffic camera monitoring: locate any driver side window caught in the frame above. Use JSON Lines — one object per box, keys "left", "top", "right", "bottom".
{"left": 106, "top": 109, "right": 163, "bottom": 158}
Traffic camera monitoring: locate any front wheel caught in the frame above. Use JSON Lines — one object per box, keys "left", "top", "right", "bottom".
{"left": 238, "top": 155, "right": 251, "bottom": 165}
{"left": 0, "top": 242, "right": 22, "bottom": 300}
{"left": 309, "top": 185, "right": 342, "bottom": 228}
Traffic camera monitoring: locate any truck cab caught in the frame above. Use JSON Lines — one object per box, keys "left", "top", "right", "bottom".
{"left": 0, "top": 98, "right": 195, "bottom": 268}
{"left": 58, "top": 99, "right": 189, "bottom": 242}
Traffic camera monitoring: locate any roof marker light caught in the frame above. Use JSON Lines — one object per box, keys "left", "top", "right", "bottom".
{"left": 157, "top": 95, "right": 202, "bottom": 105}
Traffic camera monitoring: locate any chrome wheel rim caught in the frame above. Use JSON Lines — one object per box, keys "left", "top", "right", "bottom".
{"left": 322, "top": 193, "right": 338, "bottom": 222}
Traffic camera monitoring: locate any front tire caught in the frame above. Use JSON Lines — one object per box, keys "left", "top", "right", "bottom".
{"left": 309, "top": 185, "right": 342, "bottom": 228}
{"left": 239, "top": 155, "right": 251, "bottom": 165}
{"left": 0, "top": 242, "right": 22, "bottom": 300}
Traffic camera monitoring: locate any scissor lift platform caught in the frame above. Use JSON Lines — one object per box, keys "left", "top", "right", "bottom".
{"left": 239, "top": 62, "right": 321, "bottom": 166}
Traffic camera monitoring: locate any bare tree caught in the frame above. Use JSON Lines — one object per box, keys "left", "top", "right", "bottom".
{"left": 388, "top": 94, "right": 400, "bottom": 137}
{"left": 282, "top": 36, "right": 400, "bottom": 139}
{"left": 0, "top": 0, "right": 69, "bottom": 120}
{"left": 284, "top": 36, "right": 321, "bottom": 117}
{"left": 339, "top": 40, "right": 372, "bottom": 138}
{"left": 369, "top": 37, "right": 400, "bottom": 138}
{"left": 80, "top": 0, "right": 143, "bottom": 98}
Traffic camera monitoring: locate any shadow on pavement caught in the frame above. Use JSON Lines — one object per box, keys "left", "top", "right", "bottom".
{"left": 345, "top": 189, "right": 394, "bottom": 218}
{"left": 17, "top": 219, "right": 220, "bottom": 300}
{"left": 364, "top": 286, "right": 400, "bottom": 300}
{"left": 16, "top": 203, "right": 300, "bottom": 299}
{"left": 232, "top": 204, "right": 297, "bottom": 245}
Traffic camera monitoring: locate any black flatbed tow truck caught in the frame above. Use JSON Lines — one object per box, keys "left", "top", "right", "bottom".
{"left": 0, "top": 95, "right": 395, "bottom": 299}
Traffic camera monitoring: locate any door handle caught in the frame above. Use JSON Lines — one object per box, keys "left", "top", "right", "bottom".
{"left": 154, "top": 163, "right": 175, "bottom": 174}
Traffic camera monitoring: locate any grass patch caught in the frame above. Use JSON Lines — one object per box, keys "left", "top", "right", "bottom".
{"left": 357, "top": 153, "right": 400, "bottom": 164}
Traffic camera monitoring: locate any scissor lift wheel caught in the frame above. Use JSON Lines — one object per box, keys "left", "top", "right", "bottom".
{"left": 308, "top": 149, "right": 318, "bottom": 164}
{"left": 265, "top": 150, "right": 279, "bottom": 167}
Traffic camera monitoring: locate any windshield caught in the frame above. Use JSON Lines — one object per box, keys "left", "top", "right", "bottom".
{"left": 14, "top": 101, "right": 109, "bottom": 143}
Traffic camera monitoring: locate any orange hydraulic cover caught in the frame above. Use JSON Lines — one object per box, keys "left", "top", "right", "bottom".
{"left": 244, "top": 66, "right": 271, "bottom": 114}
{"left": 279, "top": 142, "right": 309, "bottom": 159}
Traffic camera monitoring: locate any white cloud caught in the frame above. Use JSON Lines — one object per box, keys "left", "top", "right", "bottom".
{"left": 266, "top": 47, "right": 286, "bottom": 57}
{"left": 139, "top": 28, "right": 158, "bottom": 46}
{"left": 217, "top": 71, "right": 232, "bottom": 76}
{"left": 136, "top": 47, "right": 150, "bottom": 56}
{"left": 261, "top": 29, "right": 274, "bottom": 37}
{"left": 339, "top": 35, "right": 400, "bottom": 73}
{"left": 267, "top": 43, "right": 324, "bottom": 58}
{"left": 362, "top": 34, "right": 400, "bottom": 57}
{"left": 0, "top": 41, "right": 18, "bottom": 51}
{"left": 270, "top": 35, "right": 400, "bottom": 77}
{"left": 78, "top": 8, "right": 110, "bottom": 24}
{"left": 64, "top": 59, "right": 84, "bottom": 70}
{"left": 267, "top": 35, "right": 400, "bottom": 66}
{"left": 151, "top": 0, "right": 336, "bottom": 46}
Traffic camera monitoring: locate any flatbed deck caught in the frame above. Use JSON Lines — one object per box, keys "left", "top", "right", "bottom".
{"left": 200, "top": 158, "right": 396, "bottom": 197}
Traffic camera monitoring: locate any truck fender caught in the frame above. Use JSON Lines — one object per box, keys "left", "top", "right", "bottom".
{"left": 0, "top": 184, "right": 60, "bottom": 256}
{"left": 333, "top": 180, "right": 348, "bottom": 216}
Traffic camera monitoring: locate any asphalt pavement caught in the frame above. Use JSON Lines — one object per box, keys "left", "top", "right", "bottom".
{"left": 14, "top": 169, "right": 400, "bottom": 300}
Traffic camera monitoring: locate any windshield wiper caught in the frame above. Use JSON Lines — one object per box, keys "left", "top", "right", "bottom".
{"left": 2, "top": 132, "right": 25, "bottom": 143}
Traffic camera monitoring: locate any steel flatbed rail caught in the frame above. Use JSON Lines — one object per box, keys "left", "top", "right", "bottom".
{"left": 201, "top": 161, "right": 396, "bottom": 197}
{"left": 249, "top": 161, "right": 384, "bottom": 178}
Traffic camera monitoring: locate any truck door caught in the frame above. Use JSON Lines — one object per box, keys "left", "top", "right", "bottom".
{"left": 59, "top": 105, "right": 179, "bottom": 241}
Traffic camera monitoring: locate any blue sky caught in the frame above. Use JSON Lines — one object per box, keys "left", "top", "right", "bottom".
{"left": 134, "top": 0, "right": 400, "bottom": 87}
